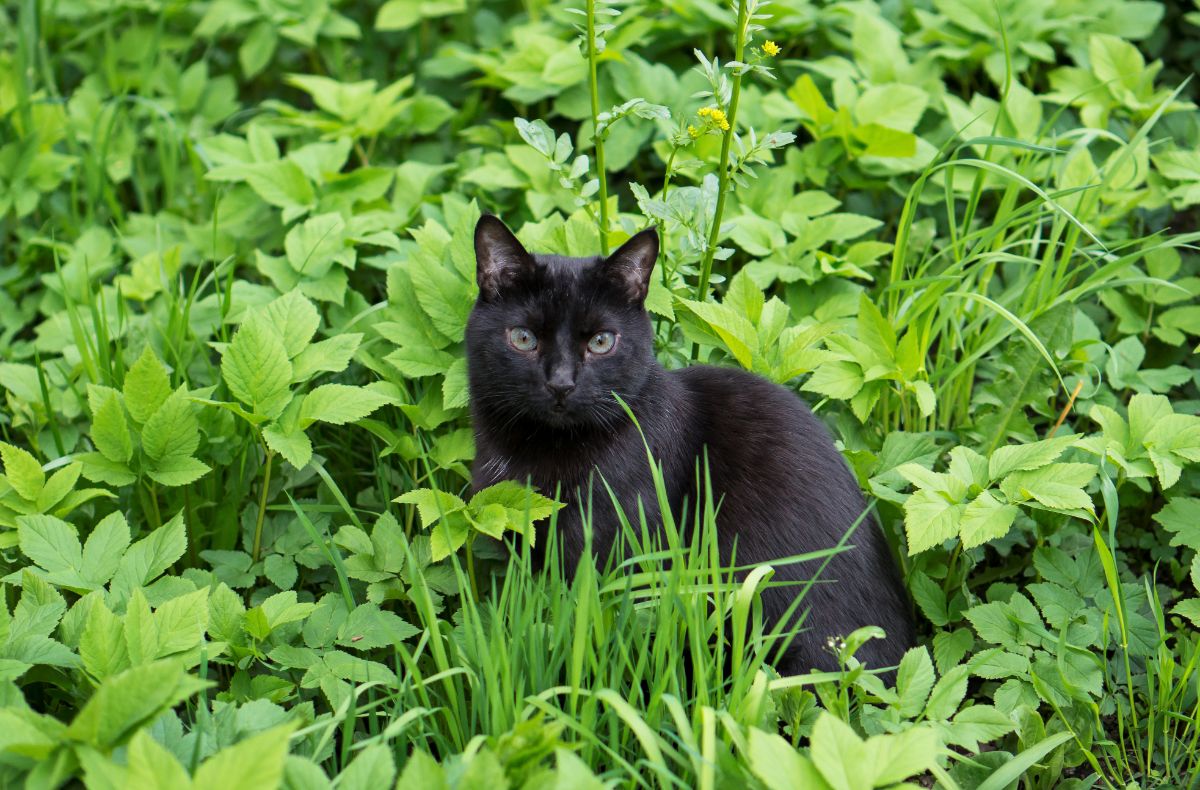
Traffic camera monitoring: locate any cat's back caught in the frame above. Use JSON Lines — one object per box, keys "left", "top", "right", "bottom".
{"left": 668, "top": 365, "right": 864, "bottom": 526}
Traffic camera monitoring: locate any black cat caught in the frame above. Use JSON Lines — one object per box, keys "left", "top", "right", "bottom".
{"left": 466, "top": 215, "right": 915, "bottom": 675}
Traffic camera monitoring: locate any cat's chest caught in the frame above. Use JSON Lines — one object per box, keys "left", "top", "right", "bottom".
{"left": 473, "top": 436, "right": 630, "bottom": 498}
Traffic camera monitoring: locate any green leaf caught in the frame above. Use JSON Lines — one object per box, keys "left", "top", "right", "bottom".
{"left": 959, "top": 491, "right": 1020, "bottom": 549}
{"left": 395, "top": 488, "right": 466, "bottom": 527}
{"left": 285, "top": 213, "right": 348, "bottom": 278}
{"left": 81, "top": 511, "right": 131, "bottom": 587}
{"left": 193, "top": 724, "right": 295, "bottom": 790}
{"left": 892, "top": 646, "right": 934, "bottom": 717}
{"left": 36, "top": 463, "right": 82, "bottom": 512}
{"left": 80, "top": 599, "right": 130, "bottom": 681}
{"left": 1154, "top": 498, "right": 1200, "bottom": 550}
{"left": 262, "top": 289, "right": 321, "bottom": 359}
{"left": 110, "top": 513, "right": 188, "bottom": 599}
{"left": 65, "top": 660, "right": 207, "bottom": 748}
{"left": 18, "top": 514, "right": 84, "bottom": 581}
{"left": 243, "top": 160, "right": 315, "bottom": 211}
{"left": 925, "top": 664, "right": 971, "bottom": 720}
{"left": 987, "top": 435, "right": 1077, "bottom": 479}
{"left": 222, "top": 316, "right": 294, "bottom": 419}
{"left": 123, "top": 347, "right": 172, "bottom": 424}
{"left": 746, "top": 726, "right": 829, "bottom": 790}
{"left": 142, "top": 389, "right": 201, "bottom": 463}
{"left": 264, "top": 425, "right": 313, "bottom": 469}
{"left": 337, "top": 744, "right": 395, "bottom": 790}
{"left": 810, "top": 713, "right": 871, "bottom": 790}
{"left": 292, "top": 334, "right": 361, "bottom": 382}
{"left": 336, "top": 603, "right": 419, "bottom": 651}
{"left": 869, "top": 724, "right": 939, "bottom": 785}
{"left": 154, "top": 588, "right": 209, "bottom": 657}
{"left": 147, "top": 456, "right": 211, "bottom": 487}
{"left": 299, "top": 384, "right": 392, "bottom": 427}
{"left": 1, "top": 443, "right": 44, "bottom": 502}
{"left": 904, "top": 488, "right": 963, "bottom": 554}
{"left": 91, "top": 395, "right": 133, "bottom": 465}
{"left": 803, "top": 360, "right": 864, "bottom": 400}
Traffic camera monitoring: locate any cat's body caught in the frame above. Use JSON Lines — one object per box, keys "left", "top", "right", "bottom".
{"left": 466, "top": 216, "right": 914, "bottom": 674}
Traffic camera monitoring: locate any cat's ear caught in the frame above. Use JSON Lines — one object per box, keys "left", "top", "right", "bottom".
{"left": 604, "top": 227, "right": 659, "bottom": 303}
{"left": 475, "top": 215, "right": 534, "bottom": 299}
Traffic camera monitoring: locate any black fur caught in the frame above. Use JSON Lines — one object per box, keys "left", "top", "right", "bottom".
{"left": 466, "top": 215, "right": 915, "bottom": 674}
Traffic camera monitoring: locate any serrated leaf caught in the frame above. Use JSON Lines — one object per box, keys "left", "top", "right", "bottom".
{"left": 123, "top": 347, "right": 172, "bottom": 424}
{"left": 988, "top": 435, "right": 1078, "bottom": 479}
{"left": 81, "top": 511, "right": 131, "bottom": 587}
{"left": 18, "top": 514, "right": 83, "bottom": 580}
{"left": 222, "top": 316, "right": 294, "bottom": 419}
{"left": 193, "top": 724, "right": 295, "bottom": 790}
{"left": 65, "top": 660, "right": 207, "bottom": 749}
{"left": 904, "top": 488, "right": 963, "bottom": 554}
{"left": 264, "top": 425, "right": 313, "bottom": 469}
{"left": 142, "top": 389, "right": 201, "bottom": 463}
{"left": 299, "top": 384, "right": 391, "bottom": 427}
{"left": 147, "top": 456, "right": 211, "bottom": 487}
{"left": 91, "top": 395, "right": 133, "bottom": 465}
{"left": 959, "top": 491, "right": 1020, "bottom": 548}
{"left": 0, "top": 443, "right": 44, "bottom": 501}
{"left": 896, "top": 647, "right": 935, "bottom": 717}
{"left": 292, "top": 334, "right": 361, "bottom": 382}
{"left": 262, "top": 289, "right": 320, "bottom": 359}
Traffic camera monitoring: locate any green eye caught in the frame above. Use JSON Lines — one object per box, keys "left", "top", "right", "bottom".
{"left": 587, "top": 331, "right": 617, "bottom": 354}
{"left": 508, "top": 327, "right": 538, "bottom": 351}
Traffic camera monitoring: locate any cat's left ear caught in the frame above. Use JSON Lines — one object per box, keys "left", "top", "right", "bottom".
{"left": 604, "top": 227, "right": 659, "bottom": 303}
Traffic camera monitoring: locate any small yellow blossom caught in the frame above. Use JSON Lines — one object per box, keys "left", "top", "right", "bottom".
{"left": 687, "top": 124, "right": 700, "bottom": 139}
{"left": 763, "top": 40, "right": 780, "bottom": 57}
{"left": 697, "top": 106, "right": 714, "bottom": 118}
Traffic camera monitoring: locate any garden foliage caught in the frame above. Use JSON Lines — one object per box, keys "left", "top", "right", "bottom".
{"left": 1, "top": 0, "right": 1200, "bottom": 786}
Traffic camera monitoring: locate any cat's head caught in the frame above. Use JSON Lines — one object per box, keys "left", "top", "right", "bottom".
{"left": 466, "top": 215, "right": 659, "bottom": 431}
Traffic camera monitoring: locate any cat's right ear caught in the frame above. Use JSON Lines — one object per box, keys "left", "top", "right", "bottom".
{"left": 475, "top": 215, "right": 534, "bottom": 300}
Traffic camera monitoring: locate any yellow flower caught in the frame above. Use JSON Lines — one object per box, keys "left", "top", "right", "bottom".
{"left": 718, "top": 118, "right": 730, "bottom": 131}
{"left": 763, "top": 40, "right": 780, "bottom": 57}
{"left": 697, "top": 106, "right": 714, "bottom": 118}
{"left": 687, "top": 124, "right": 699, "bottom": 139}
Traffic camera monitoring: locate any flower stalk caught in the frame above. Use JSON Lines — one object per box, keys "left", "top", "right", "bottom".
{"left": 586, "top": 0, "right": 610, "bottom": 254}
{"left": 696, "top": 0, "right": 750, "bottom": 300}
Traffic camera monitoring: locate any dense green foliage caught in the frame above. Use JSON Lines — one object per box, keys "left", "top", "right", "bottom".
{"left": 2, "top": 0, "right": 1200, "bottom": 786}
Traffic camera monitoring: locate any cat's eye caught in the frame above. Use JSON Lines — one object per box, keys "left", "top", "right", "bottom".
{"left": 587, "top": 331, "right": 617, "bottom": 355}
{"left": 508, "top": 327, "right": 538, "bottom": 351}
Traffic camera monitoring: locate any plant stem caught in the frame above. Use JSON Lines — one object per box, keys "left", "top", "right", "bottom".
{"left": 695, "top": 0, "right": 749, "bottom": 301}
{"left": 586, "top": 0, "right": 610, "bottom": 254}
{"left": 252, "top": 447, "right": 275, "bottom": 563}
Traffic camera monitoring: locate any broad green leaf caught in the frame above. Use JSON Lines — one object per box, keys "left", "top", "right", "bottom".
{"left": 81, "top": 511, "right": 131, "bottom": 586}
{"left": 904, "top": 489, "right": 963, "bottom": 554}
{"left": 91, "top": 395, "right": 133, "bottom": 465}
{"left": 337, "top": 744, "right": 395, "bottom": 790}
{"left": 125, "top": 730, "right": 191, "bottom": 789}
{"left": 142, "top": 389, "right": 201, "bottom": 463}
{"left": 123, "top": 347, "right": 171, "bottom": 424}
{"left": 292, "top": 334, "right": 361, "bottom": 382}
{"left": 395, "top": 488, "right": 467, "bottom": 527}
{"left": 895, "top": 647, "right": 935, "bottom": 717}
{"left": 65, "top": 660, "right": 207, "bottom": 748}
{"left": 869, "top": 724, "right": 939, "bottom": 785}
{"left": 0, "top": 443, "right": 44, "bottom": 501}
{"left": 988, "top": 435, "right": 1078, "bottom": 479}
{"left": 745, "top": 726, "right": 829, "bottom": 790}
{"left": 154, "top": 588, "right": 209, "bottom": 657}
{"left": 262, "top": 289, "right": 321, "bottom": 359}
{"left": 243, "top": 159, "right": 314, "bottom": 211}
{"left": 147, "top": 456, "right": 211, "bottom": 488}
{"left": 264, "top": 425, "right": 314, "bottom": 469}
{"left": 222, "top": 316, "right": 294, "bottom": 419}
{"left": 79, "top": 600, "right": 129, "bottom": 680}
{"left": 193, "top": 724, "right": 295, "bottom": 790}
{"left": 925, "top": 664, "right": 971, "bottom": 720}
{"left": 803, "top": 360, "right": 864, "bottom": 400}
{"left": 36, "top": 463, "right": 82, "bottom": 512}
{"left": 299, "top": 384, "right": 391, "bottom": 427}
{"left": 336, "top": 603, "right": 419, "bottom": 651}
{"left": 110, "top": 513, "right": 188, "bottom": 599}
{"left": 809, "top": 713, "right": 871, "bottom": 790}
{"left": 18, "top": 514, "right": 83, "bottom": 580}
{"left": 1153, "top": 498, "right": 1200, "bottom": 549}
{"left": 959, "top": 491, "right": 1020, "bottom": 548}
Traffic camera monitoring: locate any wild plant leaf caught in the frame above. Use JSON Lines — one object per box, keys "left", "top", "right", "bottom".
{"left": 91, "top": 395, "right": 133, "bottom": 465}
{"left": 65, "top": 659, "right": 207, "bottom": 749}
{"left": 262, "top": 289, "right": 321, "bottom": 358}
{"left": 264, "top": 425, "right": 314, "bottom": 469}
{"left": 222, "top": 316, "right": 294, "bottom": 419}
{"left": 299, "top": 384, "right": 392, "bottom": 427}
{"left": 192, "top": 724, "right": 295, "bottom": 790}
{"left": 1153, "top": 498, "right": 1200, "bottom": 549}
{"left": 122, "top": 347, "right": 171, "bottom": 424}
{"left": 1, "top": 443, "right": 44, "bottom": 503}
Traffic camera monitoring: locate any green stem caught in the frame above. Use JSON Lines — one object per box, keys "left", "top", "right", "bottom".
{"left": 252, "top": 448, "right": 275, "bottom": 563}
{"left": 586, "top": 0, "right": 610, "bottom": 254}
{"left": 696, "top": 0, "right": 749, "bottom": 301}
{"left": 465, "top": 535, "right": 480, "bottom": 603}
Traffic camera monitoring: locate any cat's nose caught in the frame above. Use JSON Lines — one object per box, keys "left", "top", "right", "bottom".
{"left": 545, "top": 381, "right": 575, "bottom": 400}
